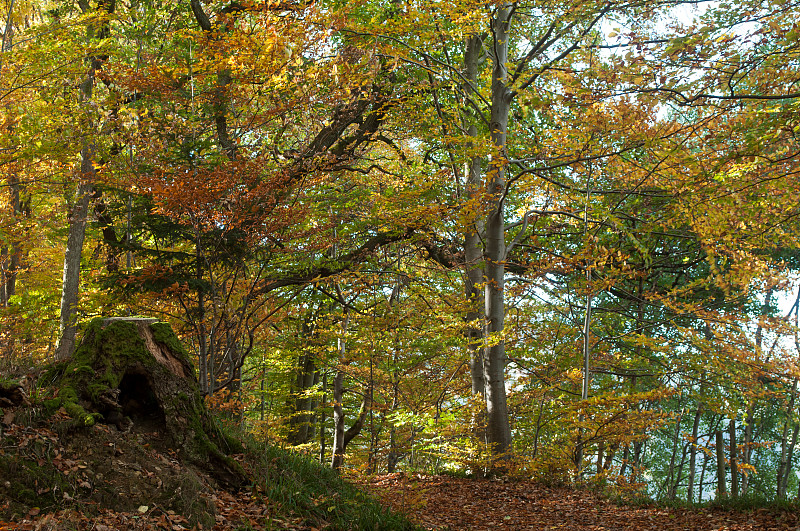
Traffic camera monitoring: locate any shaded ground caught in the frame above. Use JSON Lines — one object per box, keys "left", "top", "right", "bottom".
{"left": 362, "top": 474, "right": 800, "bottom": 531}
{"left": 0, "top": 414, "right": 329, "bottom": 530}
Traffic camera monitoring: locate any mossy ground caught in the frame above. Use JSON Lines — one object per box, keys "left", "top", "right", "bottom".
{"left": 1, "top": 410, "right": 218, "bottom": 528}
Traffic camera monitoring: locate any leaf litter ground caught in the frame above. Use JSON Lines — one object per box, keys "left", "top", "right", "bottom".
{"left": 361, "top": 473, "right": 800, "bottom": 530}
{"left": 3, "top": 414, "right": 798, "bottom": 530}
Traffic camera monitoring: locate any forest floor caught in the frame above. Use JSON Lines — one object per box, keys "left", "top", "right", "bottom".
{"left": 362, "top": 473, "right": 800, "bottom": 531}
{"left": 3, "top": 414, "right": 800, "bottom": 530}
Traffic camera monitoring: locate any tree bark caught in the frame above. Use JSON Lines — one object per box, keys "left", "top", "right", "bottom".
{"left": 698, "top": 443, "right": 709, "bottom": 502}
{"left": 331, "top": 366, "right": 370, "bottom": 471}
{"left": 331, "top": 365, "right": 345, "bottom": 470}
{"left": 715, "top": 428, "right": 727, "bottom": 499}
{"left": 482, "top": 4, "right": 514, "bottom": 461}
{"left": 777, "top": 378, "right": 798, "bottom": 498}
{"left": 665, "top": 412, "right": 683, "bottom": 500}
{"left": 55, "top": 180, "right": 93, "bottom": 361}
{"left": 50, "top": 317, "right": 247, "bottom": 489}
{"left": 687, "top": 404, "right": 702, "bottom": 502}
{"left": 462, "top": 33, "right": 486, "bottom": 402}
{"left": 729, "top": 418, "right": 738, "bottom": 498}
{"left": 56, "top": 0, "right": 113, "bottom": 360}
{"left": 288, "top": 352, "right": 318, "bottom": 445}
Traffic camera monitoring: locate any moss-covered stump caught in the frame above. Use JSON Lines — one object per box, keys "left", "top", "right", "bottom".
{"left": 45, "top": 317, "right": 248, "bottom": 490}
{"left": 0, "top": 378, "right": 29, "bottom": 408}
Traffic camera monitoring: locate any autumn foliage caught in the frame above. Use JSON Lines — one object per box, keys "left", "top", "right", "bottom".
{"left": 2, "top": 0, "right": 800, "bottom": 527}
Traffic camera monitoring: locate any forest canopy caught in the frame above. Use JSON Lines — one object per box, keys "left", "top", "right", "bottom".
{"left": 2, "top": 0, "right": 800, "bottom": 503}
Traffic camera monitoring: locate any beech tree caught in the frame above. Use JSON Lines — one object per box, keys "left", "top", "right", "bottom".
{"left": 2, "top": 0, "right": 800, "bottom": 497}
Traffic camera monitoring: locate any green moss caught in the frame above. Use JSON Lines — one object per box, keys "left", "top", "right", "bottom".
{"left": 50, "top": 385, "right": 95, "bottom": 425}
{"left": 42, "top": 398, "right": 61, "bottom": 411}
{"left": 151, "top": 322, "right": 194, "bottom": 368}
{"left": 0, "top": 453, "right": 73, "bottom": 518}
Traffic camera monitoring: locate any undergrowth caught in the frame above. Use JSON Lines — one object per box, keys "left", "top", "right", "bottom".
{"left": 219, "top": 420, "right": 419, "bottom": 530}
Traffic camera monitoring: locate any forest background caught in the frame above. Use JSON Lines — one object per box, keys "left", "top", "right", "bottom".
{"left": 2, "top": 0, "right": 800, "bottom": 506}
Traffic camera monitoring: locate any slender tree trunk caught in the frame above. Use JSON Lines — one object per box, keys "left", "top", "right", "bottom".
{"left": 741, "top": 401, "right": 755, "bottom": 495}
{"left": 330, "top": 313, "right": 371, "bottom": 471}
{"left": 482, "top": 4, "right": 514, "bottom": 461}
{"left": 672, "top": 443, "right": 689, "bottom": 500}
{"left": 1, "top": 173, "right": 27, "bottom": 308}
{"left": 715, "top": 429, "right": 727, "bottom": 499}
{"left": 687, "top": 404, "right": 702, "bottom": 502}
{"left": 319, "top": 370, "right": 327, "bottom": 465}
{"left": 576, "top": 163, "right": 594, "bottom": 477}
{"left": 331, "top": 379, "right": 370, "bottom": 471}
{"left": 331, "top": 354, "right": 346, "bottom": 470}
{"left": 699, "top": 445, "right": 709, "bottom": 503}
{"left": 729, "top": 418, "right": 738, "bottom": 498}
{"left": 55, "top": 0, "right": 115, "bottom": 361}
{"left": 387, "top": 356, "right": 401, "bottom": 472}
{"left": 55, "top": 176, "right": 94, "bottom": 361}
{"left": 665, "top": 413, "right": 683, "bottom": 500}
{"left": 777, "top": 378, "right": 798, "bottom": 499}
{"left": 781, "top": 423, "right": 799, "bottom": 498}
{"left": 462, "top": 34, "right": 486, "bottom": 403}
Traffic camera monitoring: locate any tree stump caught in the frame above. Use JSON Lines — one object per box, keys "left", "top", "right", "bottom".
{"left": 46, "top": 317, "right": 247, "bottom": 489}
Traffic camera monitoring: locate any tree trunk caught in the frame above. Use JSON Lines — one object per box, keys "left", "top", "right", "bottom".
{"left": 672, "top": 443, "right": 689, "bottom": 501}
{"left": 687, "top": 404, "right": 702, "bottom": 502}
{"left": 698, "top": 445, "right": 709, "bottom": 502}
{"left": 56, "top": 0, "right": 113, "bottom": 360}
{"left": 665, "top": 413, "right": 683, "bottom": 500}
{"left": 319, "top": 370, "right": 327, "bottom": 465}
{"left": 741, "top": 401, "right": 755, "bottom": 495}
{"left": 715, "top": 429, "right": 727, "bottom": 499}
{"left": 729, "top": 418, "right": 738, "bottom": 498}
{"left": 777, "top": 378, "right": 798, "bottom": 499}
{"left": 331, "top": 363, "right": 346, "bottom": 470}
{"left": 288, "top": 351, "right": 318, "bottom": 445}
{"left": 330, "top": 313, "right": 370, "bottom": 471}
{"left": 55, "top": 179, "right": 93, "bottom": 361}
{"left": 462, "top": 34, "right": 486, "bottom": 404}
{"left": 331, "top": 364, "right": 370, "bottom": 471}
{"left": 482, "top": 3, "right": 514, "bottom": 461}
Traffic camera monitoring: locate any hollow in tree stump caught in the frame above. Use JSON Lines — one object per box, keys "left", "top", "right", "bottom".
{"left": 45, "top": 317, "right": 247, "bottom": 489}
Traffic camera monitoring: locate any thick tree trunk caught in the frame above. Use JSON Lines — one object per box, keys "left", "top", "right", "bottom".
{"left": 482, "top": 4, "right": 514, "bottom": 461}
